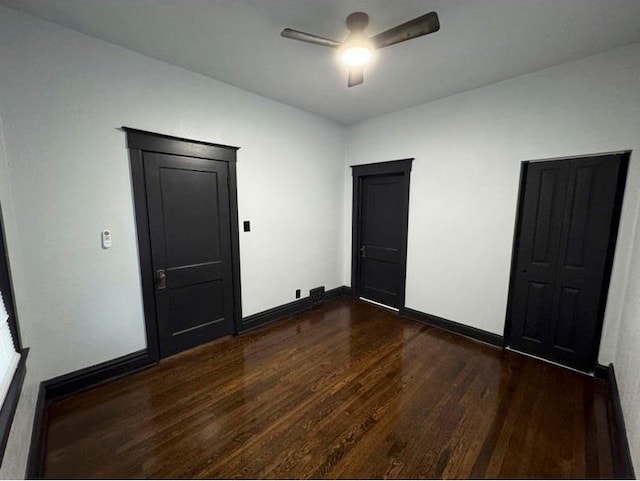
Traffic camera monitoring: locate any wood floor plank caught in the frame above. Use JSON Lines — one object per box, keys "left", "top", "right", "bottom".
{"left": 44, "top": 297, "right": 615, "bottom": 479}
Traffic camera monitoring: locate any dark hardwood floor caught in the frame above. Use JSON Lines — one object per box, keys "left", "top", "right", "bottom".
{"left": 45, "top": 297, "right": 614, "bottom": 478}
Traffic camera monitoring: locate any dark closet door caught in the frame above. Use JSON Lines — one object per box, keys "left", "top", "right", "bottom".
{"left": 509, "top": 154, "right": 625, "bottom": 371}
{"left": 144, "top": 152, "right": 234, "bottom": 357}
{"left": 358, "top": 173, "right": 406, "bottom": 308}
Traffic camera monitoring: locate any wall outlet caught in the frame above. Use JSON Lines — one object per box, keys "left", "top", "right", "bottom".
{"left": 295, "top": 289, "right": 301, "bottom": 299}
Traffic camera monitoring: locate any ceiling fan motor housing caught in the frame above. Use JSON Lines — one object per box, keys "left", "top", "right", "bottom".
{"left": 346, "top": 12, "right": 370, "bottom": 31}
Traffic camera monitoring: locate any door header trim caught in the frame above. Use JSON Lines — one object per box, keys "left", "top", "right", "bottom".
{"left": 351, "top": 158, "right": 413, "bottom": 177}
{"left": 122, "top": 127, "right": 239, "bottom": 162}
{"left": 522, "top": 150, "right": 631, "bottom": 164}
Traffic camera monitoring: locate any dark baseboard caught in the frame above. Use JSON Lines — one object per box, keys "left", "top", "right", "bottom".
{"left": 241, "top": 297, "right": 312, "bottom": 332}
{"left": 26, "top": 349, "right": 156, "bottom": 478}
{"left": 325, "top": 285, "right": 350, "bottom": 300}
{"left": 341, "top": 286, "right": 354, "bottom": 297}
{"left": 240, "top": 285, "right": 351, "bottom": 332}
{"left": 25, "top": 384, "right": 46, "bottom": 480}
{"left": 604, "top": 363, "right": 635, "bottom": 479}
{"left": 401, "top": 307, "right": 504, "bottom": 348}
{"left": 43, "top": 349, "right": 156, "bottom": 401}
{"left": 0, "top": 348, "right": 28, "bottom": 462}
{"left": 593, "top": 363, "right": 609, "bottom": 380}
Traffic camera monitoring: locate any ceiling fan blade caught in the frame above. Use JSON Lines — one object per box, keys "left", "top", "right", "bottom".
{"left": 348, "top": 67, "right": 364, "bottom": 87}
{"left": 372, "top": 11, "right": 440, "bottom": 49}
{"left": 281, "top": 28, "right": 341, "bottom": 48}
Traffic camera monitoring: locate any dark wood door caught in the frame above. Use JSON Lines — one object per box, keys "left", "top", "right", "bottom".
{"left": 144, "top": 152, "right": 234, "bottom": 357}
{"left": 509, "top": 154, "right": 626, "bottom": 371}
{"left": 358, "top": 173, "right": 406, "bottom": 308}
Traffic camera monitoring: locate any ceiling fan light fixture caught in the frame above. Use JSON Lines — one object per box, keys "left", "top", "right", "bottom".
{"left": 339, "top": 31, "right": 374, "bottom": 67}
{"left": 341, "top": 45, "right": 373, "bottom": 67}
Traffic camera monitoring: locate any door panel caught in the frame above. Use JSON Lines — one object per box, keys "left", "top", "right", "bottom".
{"left": 168, "top": 281, "right": 225, "bottom": 333}
{"left": 159, "top": 167, "right": 222, "bottom": 267}
{"left": 363, "top": 178, "right": 404, "bottom": 247}
{"left": 144, "top": 152, "right": 234, "bottom": 357}
{"left": 531, "top": 167, "right": 564, "bottom": 263}
{"left": 521, "top": 281, "right": 551, "bottom": 344}
{"left": 358, "top": 173, "right": 407, "bottom": 308}
{"left": 510, "top": 161, "right": 569, "bottom": 357}
{"left": 563, "top": 165, "right": 597, "bottom": 267}
{"left": 509, "top": 155, "right": 624, "bottom": 371}
{"left": 553, "top": 286, "right": 580, "bottom": 349}
{"left": 547, "top": 157, "right": 621, "bottom": 369}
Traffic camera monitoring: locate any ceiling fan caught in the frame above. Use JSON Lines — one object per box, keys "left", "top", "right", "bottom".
{"left": 281, "top": 11, "right": 440, "bottom": 87}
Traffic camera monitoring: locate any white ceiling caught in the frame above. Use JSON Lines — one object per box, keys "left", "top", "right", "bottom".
{"left": 3, "top": 0, "right": 640, "bottom": 124}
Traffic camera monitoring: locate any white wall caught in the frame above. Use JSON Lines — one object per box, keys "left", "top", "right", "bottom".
{"left": 0, "top": 6, "right": 345, "bottom": 477}
{"left": 613, "top": 194, "right": 640, "bottom": 473}
{"left": 345, "top": 41, "right": 640, "bottom": 471}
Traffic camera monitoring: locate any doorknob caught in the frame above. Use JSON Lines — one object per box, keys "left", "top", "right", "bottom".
{"left": 360, "top": 246, "right": 366, "bottom": 258}
{"left": 156, "top": 269, "right": 166, "bottom": 289}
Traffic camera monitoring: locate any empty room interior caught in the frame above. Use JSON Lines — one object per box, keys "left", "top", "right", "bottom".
{"left": 0, "top": 0, "right": 640, "bottom": 478}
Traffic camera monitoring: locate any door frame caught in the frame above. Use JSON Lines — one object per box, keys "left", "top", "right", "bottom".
{"left": 503, "top": 150, "right": 630, "bottom": 371}
{"left": 351, "top": 159, "right": 413, "bottom": 309}
{"left": 124, "top": 127, "right": 243, "bottom": 362}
